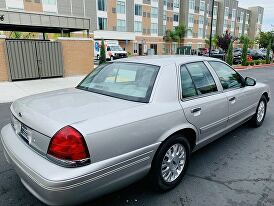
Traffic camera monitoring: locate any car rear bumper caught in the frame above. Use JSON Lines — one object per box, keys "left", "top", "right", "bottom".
{"left": 1, "top": 124, "right": 155, "bottom": 205}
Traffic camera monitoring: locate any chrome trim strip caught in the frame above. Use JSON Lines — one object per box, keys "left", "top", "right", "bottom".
{"left": 200, "top": 117, "right": 228, "bottom": 134}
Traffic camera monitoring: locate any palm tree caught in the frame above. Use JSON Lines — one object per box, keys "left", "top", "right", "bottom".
{"left": 163, "top": 24, "right": 188, "bottom": 54}
{"left": 205, "top": 34, "right": 218, "bottom": 48}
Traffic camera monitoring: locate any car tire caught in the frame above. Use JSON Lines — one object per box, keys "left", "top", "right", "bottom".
{"left": 150, "top": 134, "right": 191, "bottom": 191}
{"left": 250, "top": 95, "right": 267, "bottom": 127}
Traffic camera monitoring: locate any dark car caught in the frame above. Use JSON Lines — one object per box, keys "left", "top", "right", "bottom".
{"left": 247, "top": 49, "right": 265, "bottom": 60}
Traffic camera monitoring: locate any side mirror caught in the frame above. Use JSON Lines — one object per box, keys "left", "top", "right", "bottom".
{"left": 245, "top": 77, "right": 256, "bottom": 86}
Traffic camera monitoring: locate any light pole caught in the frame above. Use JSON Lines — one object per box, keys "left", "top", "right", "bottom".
{"left": 209, "top": 0, "right": 215, "bottom": 57}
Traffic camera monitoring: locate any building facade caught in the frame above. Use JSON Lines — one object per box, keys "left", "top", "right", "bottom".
{"left": 0, "top": 0, "right": 265, "bottom": 54}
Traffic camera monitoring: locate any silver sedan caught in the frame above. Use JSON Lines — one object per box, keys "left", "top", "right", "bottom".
{"left": 1, "top": 56, "right": 271, "bottom": 205}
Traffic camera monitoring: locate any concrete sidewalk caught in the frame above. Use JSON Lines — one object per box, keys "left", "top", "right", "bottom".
{"left": 0, "top": 76, "right": 85, "bottom": 103}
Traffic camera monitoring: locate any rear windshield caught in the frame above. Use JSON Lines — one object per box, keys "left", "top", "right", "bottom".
{"left": 77, "top": 62, "right": 160, "bottom": 103}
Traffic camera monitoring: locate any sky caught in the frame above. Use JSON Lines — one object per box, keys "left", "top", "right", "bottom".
{"left": 238, "top": 0, "right": 273, "bottom": 31}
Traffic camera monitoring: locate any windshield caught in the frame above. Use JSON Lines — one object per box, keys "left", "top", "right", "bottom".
{"left": 109, "top": 46, "right": 123, "bottom": 51}
{"left": 77, "top": 63, "right": 160, "bottom": 103}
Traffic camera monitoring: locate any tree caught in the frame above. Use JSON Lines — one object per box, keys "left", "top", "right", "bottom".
{"left": 239, "top": 35, "right": 255, "bottom": 48}
{"left": 205, "top": 34, "right": 218, "bottom": 48}
{"left": 163, "top": 24, "right": 188, "bottom": 54}
{"left": 173, "top": 24, "right": 187, "bottom": 48}
{"left": 241, "top": 38, "right": 249, "bottom": 66}
{"left": 99, "top": 39, "right": 106, "bottom": 65}
{"left": 266, "top": 40, "right": 271, "bottom": 64}
{"left": 256, "top": 31, "right": 274, "bottom": 52}
{"left": 217, "top": 30, "right": 237, "bottom": 53}
{"left": 163, "top": 30, "right": 176, "bottom": 54}
{"left": 226, "top": 42, "right": 233, "bottom": 66}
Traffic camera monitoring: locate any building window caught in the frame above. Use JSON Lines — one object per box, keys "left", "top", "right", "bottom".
{"left": 199, "top": 16, "right": 204, "bottom": 25}
{"left": 188, "top": 14, "right": 194, "bottom": 24}
{"left": 163, "top": 11, "right": 167, "bottom": 20}
{"left": 6, "top": 0, "right": 24, "bottom": 10}
{"left": 98, "top": 17, "right": 107, "bottom": 30}
{"left": 189, "top": 0, "right": 195, "bottom": 10}
{"left": 232, "top": 9, "right": 236, "bottom": 19}
{"left": 117, "top": 1, "right": 125, "bottom": 14}
{"left": 213, "top": 7, "right": 217, "bottom": 16}
{"left": 117, "top": 19, "right": 126, "bottom": 32}
{"left": 163, "top": 0, "right": 167, "bottom": 7}
{"left": 42, "top": 0, "right": 57, "bottom": 13}
{"left": 151, "top": 7, "right": 158, "bottom": 18}
{"left": 187, "top": 27, "right": 193, "bottom": 37}
{"left": 198, "top": 28, "right": 203, "bottom": 38}
{"left": 151, "top": 23, "right": 158, "bottom": 35}
{"left": 174, "top": 14, "right": 179, "bottom": 22}
{"left": 134, "top": 21, "right": 142, "bottom": 32}
{"left": 174, "top": 0, "right": 179, "bottom": 8}
{"left": 231, "top": 21, "right": 235, "bottom": 30}
{"left": 225, "top": 7, "right": 229, "bottom": 17}
{"left": 98, "top": 0, "right": 107, "bottom": 11}
{"left": 200, "top": 1, "right": 205, "bottom": 12}
{"left": 163, "top": 25, "right": 167, "bottom": 35}
{"left": 213, "top": 19, "right": 217, "bottom": 27}
{"left": 135, "top": 4, "right": 142, "bottom": 16}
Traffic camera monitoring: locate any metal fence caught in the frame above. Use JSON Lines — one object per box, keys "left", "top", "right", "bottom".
{"left": 5, "top": 39, "right": 63, "bottom": 81}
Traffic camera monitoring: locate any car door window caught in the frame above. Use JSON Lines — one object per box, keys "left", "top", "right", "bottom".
{"left": 208, "top": 61, "right": 243, "bottom": 90}
{"left": 180, "top": 66, "right": 197, "bottom": 98}
{"left": 185, "top": 62, "right": 218, "bottom": 95}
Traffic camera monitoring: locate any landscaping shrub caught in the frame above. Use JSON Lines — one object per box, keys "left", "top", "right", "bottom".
{"left": 254, "top": 60, "right": 260, "bottom": 65}
{"left": 99, "top": 39, "right": 106, "bottom": 65}
{"left": 261, "top": 60, "right": 266, "bottom": 64}
{"left": 241, "top": 38, "right": 248, "bottom": 66}
{"left": 250, "top": 61, "right": 255, "bottom": 66}
{"left": 226, "top": 42, "right": 233, "bottom": 66}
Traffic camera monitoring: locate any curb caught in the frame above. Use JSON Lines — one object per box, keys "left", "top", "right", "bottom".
{"left": 234, "top": 64, "right": 274, "bottom": 70}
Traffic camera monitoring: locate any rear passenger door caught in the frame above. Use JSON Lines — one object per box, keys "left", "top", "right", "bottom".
{"left": 179, "top": 62, "right": 229, "bottom": 143}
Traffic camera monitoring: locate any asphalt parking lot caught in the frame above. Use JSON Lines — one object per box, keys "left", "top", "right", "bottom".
{"left": 0, "top": 67, "right": 274, "bottom": 206}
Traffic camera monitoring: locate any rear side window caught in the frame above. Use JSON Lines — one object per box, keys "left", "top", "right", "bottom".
{"left": 180, "top": 62, "right": 218, "bottom": 99}
{"left": 208, "top": 61, "right": 243, "bottom": 90}
{"left": 180, "top": 66, "right": 197, "bottom": 98}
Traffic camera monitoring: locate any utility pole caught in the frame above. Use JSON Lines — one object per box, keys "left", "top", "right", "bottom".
{"left": 209, "top": 0, "right": 215, "bottom": 57}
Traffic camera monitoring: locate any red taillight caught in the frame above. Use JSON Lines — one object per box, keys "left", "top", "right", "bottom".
{"left": 47, "top": 126, "right": 90, "bottom": 165}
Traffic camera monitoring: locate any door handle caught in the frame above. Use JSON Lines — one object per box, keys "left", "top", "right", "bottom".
{"left": 191, "top": 107, "right": 201, "bottom": 113}
{"left": 229, "top": 97, "right": 236, "bottom": 102}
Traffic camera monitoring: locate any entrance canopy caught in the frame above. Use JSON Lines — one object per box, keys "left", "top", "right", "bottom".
{"left": 0, "top": 9, "right": 90, "bottom": 33}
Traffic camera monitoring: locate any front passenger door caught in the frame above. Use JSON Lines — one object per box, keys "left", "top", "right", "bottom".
{"left": 208, "top": 61, "right": 258, "bottom": 127}
{"left": 179, "top": 62, "right": 229, "bottom": 143}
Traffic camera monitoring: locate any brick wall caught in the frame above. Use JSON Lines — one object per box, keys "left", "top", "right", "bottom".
{"left": 58, "top": 38, "right": 94, "bottom": 77}
{"left": 0, "top": 39, "right": 9, "bottom": 81}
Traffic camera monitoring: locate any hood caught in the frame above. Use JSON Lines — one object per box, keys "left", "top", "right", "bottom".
{"left": 11, "top": 88, "right": 141, "bottom": 137}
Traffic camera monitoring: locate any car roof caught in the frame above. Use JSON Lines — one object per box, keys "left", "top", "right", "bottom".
{"left": 116, "top": 55, "right": 221, "bottom": 67}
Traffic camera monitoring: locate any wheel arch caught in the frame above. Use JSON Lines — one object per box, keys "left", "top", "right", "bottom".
{"left": 262, "top": 92, "right": 270, "bottom": 102}
{"left": 157, "top": 125, "right": 198, "bottom": 152}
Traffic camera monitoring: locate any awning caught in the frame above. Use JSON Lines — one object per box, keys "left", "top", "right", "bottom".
{"left": 0, "top": 9, "right": 90, "bottom": 33}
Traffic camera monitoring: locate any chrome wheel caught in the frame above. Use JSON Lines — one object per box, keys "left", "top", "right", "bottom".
{"left": 161, "top": 143, "right": 186, "bottom": 183}
{"left": 257, "top": 101, "right": 265, "bottom": 123}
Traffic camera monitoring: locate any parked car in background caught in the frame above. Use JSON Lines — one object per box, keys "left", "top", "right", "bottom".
{"left": 233, "top": 48, "right": 242, "bottom": 65}
{"left": 247, "top": 49, "right": 266, "bottom": 60}
{"left": 197, "top": 48, "right": 208, "bottom": 56}
{"left": 94, "top": 40, "right": 128, "bottom": 61}
{"left": 1, "top": 56, "right": 270, "bottom": 205}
